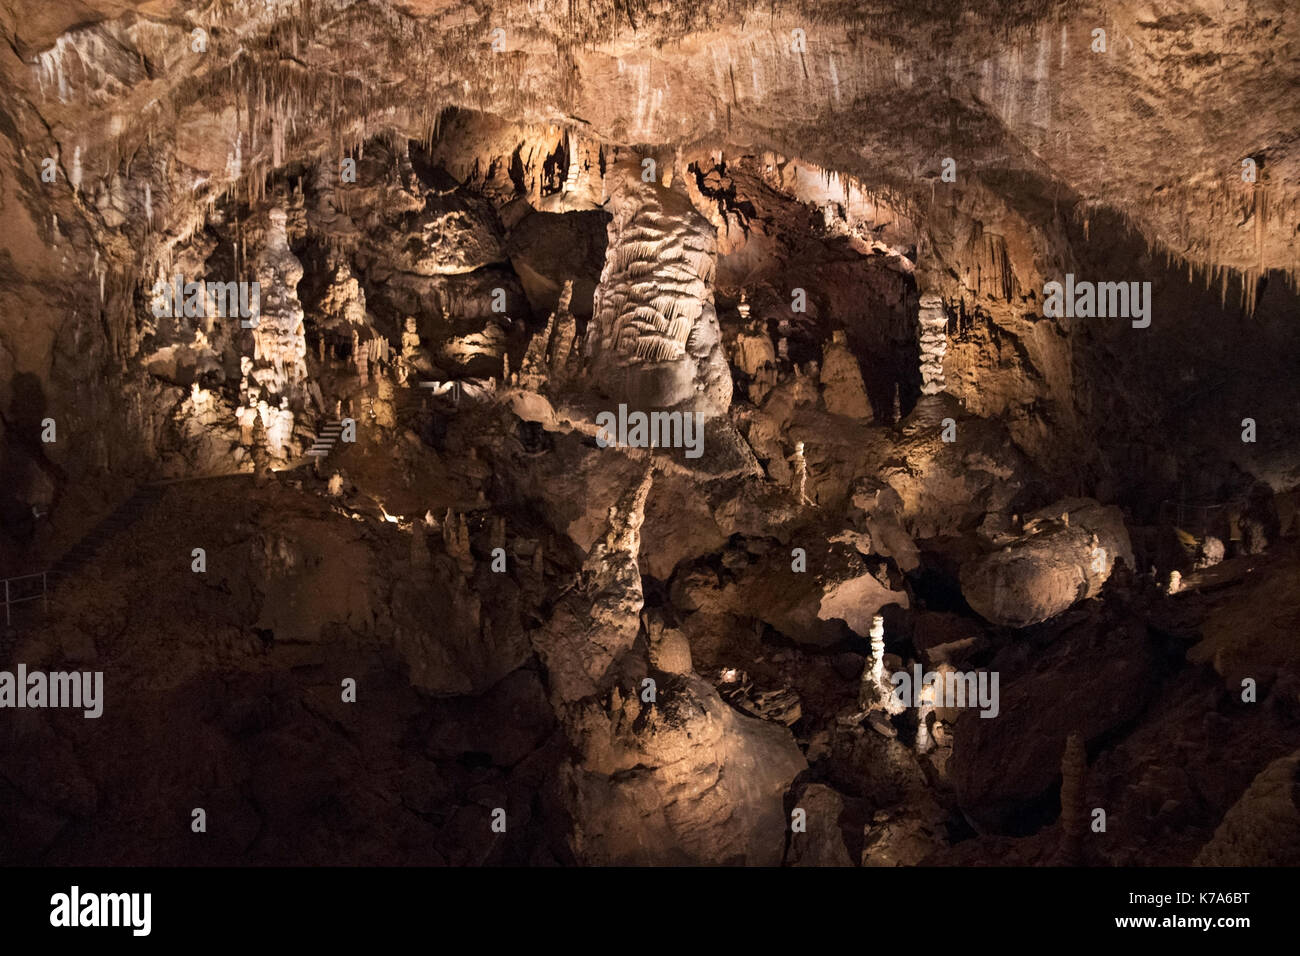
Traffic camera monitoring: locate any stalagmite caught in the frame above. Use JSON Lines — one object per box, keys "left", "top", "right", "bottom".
{"left": 373, "top": 375, "right": 396, "bottom": 429}
{"left": 859, "top": 614, "right": 902, "bottom": 716}
{"left": 353, "top": 328, "right": 369, "bottom": 386}
{"left": 792, "top": 441, "right": 814, "bottom": 506}
{"left": 318, "top": 264, "right": 367, "bottom": 328}
{"left": 869, "top": 614, "right": 886, "bottom": 687}
{"left": 821, "top": 330, "right": 872, "bottom": 419}
{"left": 266, "top": 396, "right": 294, "bottom": 459}
{"left": 411, "top": 519, "right": 429, "bottom": 569}
{"left": 917, "top": 292, "right": 947, "bottom": 395}
{"left": 252, "top": 207, "right": 308, "bottom": 405}
{"left": 398, "top": 317, "right": 432, "bottom": 386}
{"left": 520, "top": 307, "right": 553, "bottom": 387}
{"left": 733, "top": 293, "right": 778, "bottom": 404}
{"left": 251, "top": 411, "right": 271, "bottom": 483}
{"left": 583, "top": 160, "right": 731, "bottom": 416}
{"left": 915, "top": 681, "right": 935, "bottom": 754}
{"left": 548, "top": 279, "right": 578, "bottom": 384}
{"left": 1058, "top": 732, "right": 1087, "bottom": 865}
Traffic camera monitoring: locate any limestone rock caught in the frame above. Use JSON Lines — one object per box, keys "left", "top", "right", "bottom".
{"left": 960, "top": 498, "right": 1133, "bottom": 627}
{"left": 647, "top": 616, "right": 693, "bottom": 675}
{"left": 392, "top": 192, "right": 507, "bottom": 276}
{"left": 252, "top": 207, "right": 308, "bottom": 404}
{"left": 560, "top": 674, "right": 807, "bottom": 865}
{"left": 788, "top": 784, "right": 853, "bottom": 866}
{"left": 861, "top": 798, "right": 949, "bottom": 866}
{"left": 952, "top": 615, "right": 1155, "bottom": 830}
{"left": 1194, "top": 752, "right": 1300, "bottom": 866}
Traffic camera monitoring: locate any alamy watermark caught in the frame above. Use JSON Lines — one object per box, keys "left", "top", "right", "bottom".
{"left": 891, "top": 664, "right": 999, "bottom": 718}
{"left": 151, "top": 276, "right": 260, "bottom": 328}
{"left": 0, "top": 665, "right": 103, "bottom": 718}
{"left": 595, "top": 403, "right": 705, "bottom": 459}
{"left": 1043, "top": 274, "right": 1151, "bottom": 328}
{"left": 50, "top": 886, "right": 150, "bottom": 936}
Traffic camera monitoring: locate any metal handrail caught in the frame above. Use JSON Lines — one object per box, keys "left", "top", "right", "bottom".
{"left": 1157, "top": 496, "right": 1249, "bottom": 538}
{"left": 2, "top": 571, "right": 49, "bottom": 626}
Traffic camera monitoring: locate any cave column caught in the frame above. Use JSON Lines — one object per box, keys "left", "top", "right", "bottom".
{"left": 245, "top": 206, "right": 308, "bottom": 461}
{"left": 917, "top": 290, "right": 948, "bottom": 395}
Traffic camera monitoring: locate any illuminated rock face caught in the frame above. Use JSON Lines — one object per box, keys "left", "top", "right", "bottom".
{"left": 584, "top": 162, "right": 732, "bottom": 416}
{"left": 526, "top": 463, "right": 807, "bottom": 864}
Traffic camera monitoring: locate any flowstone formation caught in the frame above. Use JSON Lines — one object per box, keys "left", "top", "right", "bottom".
{"left": 584, "top": 160, "right": 732, "bottom": 417}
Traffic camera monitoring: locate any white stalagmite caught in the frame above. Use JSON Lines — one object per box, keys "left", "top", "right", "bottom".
{"left": 859, "top": 614, "right": 901, "bottom": 715}
{"left": 253, "top": 208, "right": 308, "bottom": 396}
{"left": 266, "top": 397, "right": 294, "bottom": 459}
{"left": 870, "top": 614, "right": 886, "bottom": 685}
{"left": 915, "top": 682, "right": 935, "bottom": 754}
{"left": 918, "top": 292, "right": 947, "bottom": 395}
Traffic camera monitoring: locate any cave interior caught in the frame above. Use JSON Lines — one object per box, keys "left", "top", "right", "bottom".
{"left": 0, "top": 0, "right": 1298, "bottom": 867}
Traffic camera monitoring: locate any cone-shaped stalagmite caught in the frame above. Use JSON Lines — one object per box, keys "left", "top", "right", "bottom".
{"left": 1058, "top": 732, "right": 1087, "bottom": 865}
